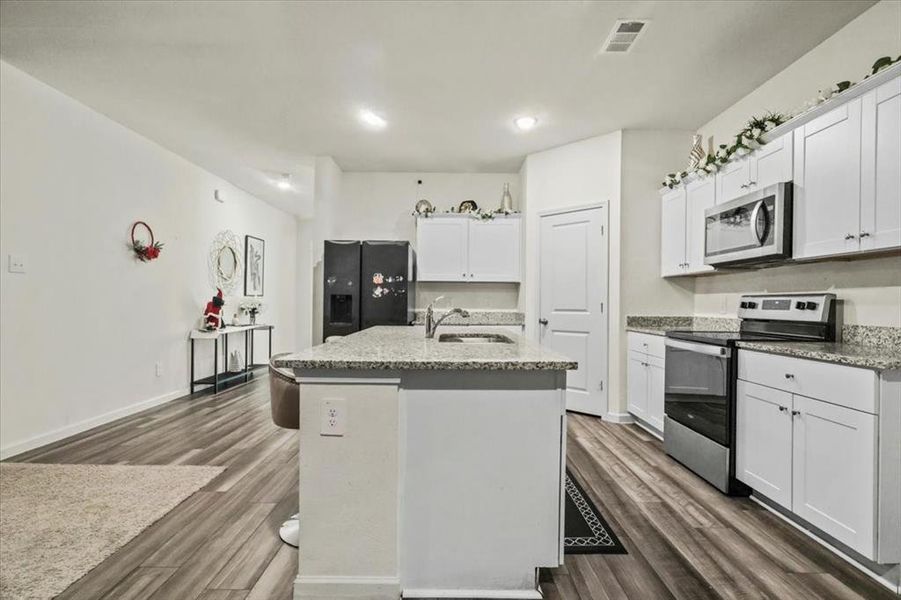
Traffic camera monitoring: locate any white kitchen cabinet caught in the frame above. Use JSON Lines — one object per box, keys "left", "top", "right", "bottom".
{"left": 685, "top": 178, "right": 715, "bottom": 273}
{"left": 416, "top": 215, "right": 521, "bottom": 282}
{"left": 416, "top": 217, "right": 469, "bottom": 281}
{"left": 715, "top": 133, "right": 793, "bottom": 205}
{"left": 468, "top": 217, "right": 521, "bottom": 282}
{"left": 736, "top": 349, "right": 900, "bottom": 562}
{"left": 626, "top": 333, "right": 665, "bottom": 434}
{"left": 660, "top": 187, "right": 687, "bottom": 277}
{"left": 736, "top": 380, "right": 793, "bottom": 510}
{"left": 792, "top": 394, "right": 877, "bottom": 556}
{"left": 659, "top": 180, "right": 712, "bottom": 276}
{"left": 860, "top": 76, "right": 901, "bottom": 252}
{"left": 793, "top": 99, "right": 863, "bottom": 259}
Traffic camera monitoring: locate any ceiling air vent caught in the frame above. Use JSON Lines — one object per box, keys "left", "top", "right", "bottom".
{"left": 601, "top": 20, "right": 648, "bottom": 53}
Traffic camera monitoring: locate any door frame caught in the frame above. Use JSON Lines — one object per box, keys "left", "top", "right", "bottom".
{"left": 537, "top": 202, "right": 609, "bottom": 417}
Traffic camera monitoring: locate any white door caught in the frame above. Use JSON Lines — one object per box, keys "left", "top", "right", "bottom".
{"left": 684, "top": 178, "right": 716, "bottom": 274}
{"left": 735, "top": 380, "right": 793, "bottom": 510}
{"left": 626, "top": 352, "right": 648, "bottom": 420}
{"left": 792, "top": 395, "right": 877, "bottom": 558}
{"left": 468, "top": 217, "right": 521, "bottom": 282}
{"left": 646, "top": 356, "right": 665, "bottom": 432}
{"left": 539, "top": 206, "right": 608, "bottom": 416}
{"left": 860, "top": 76, "right": 901, "bottom": 252}
{"left": 716, "top": 155, "right": 753, "bottom": 204}
{"left": 753, "top": 132, "right": 794, "bottom": 189}
{"left": 660, "top": 187, "right": 687, "bottom": 277}
{"left": 415, "top": 217, "right": 469, "bottom": 282}
{"left": 793, "top": 99, "right": 863, "bottom": 259}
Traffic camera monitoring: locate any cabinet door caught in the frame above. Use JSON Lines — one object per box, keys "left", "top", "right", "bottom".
{"left": 415, "top": 217, "right": 469, "bottom": 282}
{"left": 860, "top": 76, "right": 901, "bottom": 252}
{"left": 735, "top": 381, "right": 793, "bottom": 509}
{"left": 468, "top": 217, "right": 521, "bottom": 282}
{"left": 752, "top": 132, "right": 793, "bottom": 190}
{"left": 792, "top": 395, "right": 877, "bottom": 558}
{"left": 716, "top": 155, "right": 752, "bottom": 204}
{"left": 646, "top": 356, "right": 665, "bottom": 432}
{"left": 660, "top": 187, "right": 687, "bottom": 277}
{"left": 627, "top": 352, "right": 648, "bottom": 420}
{"left": 793, "top": 99, "right": 863, "bottom": 259}
{"left": 684, "top": 178, "right": 716, "bottom": 274}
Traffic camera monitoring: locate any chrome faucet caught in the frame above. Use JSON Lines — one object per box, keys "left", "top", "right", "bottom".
{"left": 425, "top": 297, "right": 470, "bottom": 338}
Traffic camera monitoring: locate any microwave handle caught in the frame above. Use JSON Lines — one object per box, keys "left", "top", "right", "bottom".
{"left": 750, "top": 199, "right": 768, "bottom": 245}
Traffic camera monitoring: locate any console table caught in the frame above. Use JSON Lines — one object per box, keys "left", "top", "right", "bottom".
{"left": 189, "top": 324, "right": 273, "bottom": 394}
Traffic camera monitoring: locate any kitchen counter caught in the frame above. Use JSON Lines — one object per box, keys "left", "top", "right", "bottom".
{"left": 286, "top": 325, "right": 571, "bottom": 598}
{"left": 625, "top": 315, "right": 739, "bottom": 337}
{"left": 735, "top": 340, "right": 901, "bottom": 372}
{"left": 273, "top": 325, "right": 576, "bottom": 371}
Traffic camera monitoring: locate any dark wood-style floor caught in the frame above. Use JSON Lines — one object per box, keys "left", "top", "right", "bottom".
{"left": 8, "top": 375, "right": 895, "bottom": 600}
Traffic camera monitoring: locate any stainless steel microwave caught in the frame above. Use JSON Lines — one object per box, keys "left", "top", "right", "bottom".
{"left": 704, "top": 182, "right": 792, "bottom": 267}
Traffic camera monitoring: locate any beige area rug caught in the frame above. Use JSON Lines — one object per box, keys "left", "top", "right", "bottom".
{"left": 0, "top": 462, "right": 223, "bottom": 599}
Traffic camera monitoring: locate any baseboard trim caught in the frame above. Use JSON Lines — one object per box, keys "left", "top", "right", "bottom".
{"left": 603, "top": 411, "right": 635, "bottom": 424}
{"left": 403, "top": 588, "right": 543, "bottom": 599}
{"left": 749, "top": 496, "right": 901, "bottom": 594}
{"left": 294, "top": 575, "right": 400, "bottom": 599}
{"left": 0, "top": 388, "right": 188, "bottom": 460}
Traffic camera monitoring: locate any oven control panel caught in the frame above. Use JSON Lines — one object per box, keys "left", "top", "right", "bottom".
{"left": 736, "top": 293, "right": 834, "bottom": 323}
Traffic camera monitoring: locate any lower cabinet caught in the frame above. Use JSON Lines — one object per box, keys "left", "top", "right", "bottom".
{"left": 627, "top": 333, "right": 665, "bottom": 433}
{"left": 735, "top": 350, "right": 894, "bottom": 562}
{"left": 735, "top": 381, "right": 793, "bottom": 510}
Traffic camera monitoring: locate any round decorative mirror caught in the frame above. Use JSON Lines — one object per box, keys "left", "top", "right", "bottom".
{"left": 208, "top": 230, "right": 243, "bottom": 293}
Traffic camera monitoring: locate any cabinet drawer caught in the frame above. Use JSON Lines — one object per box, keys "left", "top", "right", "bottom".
{"left": 738, "top": 350, "right": 877, "bottom": 414}
{"left": 628, "top": 332, "right": 665, "bottom": 359}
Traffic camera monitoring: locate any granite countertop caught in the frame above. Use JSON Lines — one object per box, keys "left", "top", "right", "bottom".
{"left": 273, "top": 326, "right": 577, "bottom": 371}
{"left": 625, "top": 316, "right": 738, "bottom": 337}
{"left": 735, "top": 341, "right": 901, "bottom": 371}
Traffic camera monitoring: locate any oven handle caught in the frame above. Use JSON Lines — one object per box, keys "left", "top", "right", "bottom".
{"left": 665, "top": 338, "right": 731, "bottom": 357}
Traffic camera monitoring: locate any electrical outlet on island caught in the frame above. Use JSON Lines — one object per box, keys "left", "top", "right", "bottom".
{"left": 320, "top": 398, "right": 347, "bottom": 436}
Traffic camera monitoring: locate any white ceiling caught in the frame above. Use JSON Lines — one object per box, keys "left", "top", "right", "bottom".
{"left": 0, "top": 1, "right": 873, "bottom": 211}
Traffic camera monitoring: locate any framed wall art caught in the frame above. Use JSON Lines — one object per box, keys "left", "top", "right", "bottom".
{"left": 244, "top": 235, "right": 265, "bottom": 296}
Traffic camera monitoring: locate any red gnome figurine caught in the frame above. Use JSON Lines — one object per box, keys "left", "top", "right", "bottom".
{"left": 204, "top": 288, "right": 225, "bottom": 330}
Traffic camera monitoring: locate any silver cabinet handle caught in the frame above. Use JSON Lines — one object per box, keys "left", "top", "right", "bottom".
{"left": 844, "top": 233, "right": 857, "bottom": 240}
{"left": 739, "top": 183, "right": 748, "bottom": 189}
{"left": 791, "top": 410, "right": 801, "bottom": 416}
{"left": 538, "top": 318, "right": 549, "bottom": 326}
{"left": 784, "top": 373, "right": 795, "bottom": 379}
{"left": 859, "top": 232, "right": 871, "bottom": 238}
{"left": 777, "top": 405, "right": 788, "bottom": 412}
{"left": 747, "top": 180, "right": 756, "bottom": 187}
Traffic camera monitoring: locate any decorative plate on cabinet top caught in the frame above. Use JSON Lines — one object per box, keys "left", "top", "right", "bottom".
{"left": 414, "top": 199, "right": 434, "bottom": 215}
{"left": 458, "top": 200, "right": 478, "bottom": 213}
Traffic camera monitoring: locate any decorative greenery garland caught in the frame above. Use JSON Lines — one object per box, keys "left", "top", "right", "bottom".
{"left": 662, "top": 55, "right": 901, "bottom": 190}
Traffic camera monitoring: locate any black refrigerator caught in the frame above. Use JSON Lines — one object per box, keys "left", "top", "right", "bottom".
{"left": 322, "top": 240, "right": 415, "bottom": 341}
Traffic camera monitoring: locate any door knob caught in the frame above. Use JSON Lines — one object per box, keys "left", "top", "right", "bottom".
{"left": 538, "top": 318, "right": 549, "bottom": 326}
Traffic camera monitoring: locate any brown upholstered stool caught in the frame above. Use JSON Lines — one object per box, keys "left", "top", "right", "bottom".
{"left": 269, "top": 353, "right": 299, "bottom": 547}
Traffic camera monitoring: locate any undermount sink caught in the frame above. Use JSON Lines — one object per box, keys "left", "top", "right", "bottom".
{"left": 438, "top": 333, "right": 514, "bottom": 344}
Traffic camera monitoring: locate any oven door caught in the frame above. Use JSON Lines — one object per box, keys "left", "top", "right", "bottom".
{"left": 664, "top": 339, "right": 731, "bottom": 446}
{"left": 704, "top": 182, "right": 791, "bottom": 266}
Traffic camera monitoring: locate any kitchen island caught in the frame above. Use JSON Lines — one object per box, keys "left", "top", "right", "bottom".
{"left": 273, "top": 326, "right": 576, "bottom": 600}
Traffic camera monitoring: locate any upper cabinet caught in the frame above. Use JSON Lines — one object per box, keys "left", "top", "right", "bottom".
{"left": 661, "top": 69, "right": 900, "bottom": 277}
{"left": 416, "top": 215, "right": 521, "bottom": 283}
{"left": 660, "top": 177, "right": 714, "bottom": 277}
{"left": 716, "top": 133, "right": 793, "bottom": 205}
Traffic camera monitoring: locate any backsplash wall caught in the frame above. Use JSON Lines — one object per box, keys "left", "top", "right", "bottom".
{"left": 693, "top": 254, "right": 901, "bottom": 326}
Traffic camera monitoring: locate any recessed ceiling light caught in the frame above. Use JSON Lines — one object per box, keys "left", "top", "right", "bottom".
{"left": 359, "top": 109, "right": 387, "bottom": 129}
{"left": 514, "top": 116, "right": 538, "bottom": 131}
{"left": 276, "top": 174, "right": 292, "bottom": 190}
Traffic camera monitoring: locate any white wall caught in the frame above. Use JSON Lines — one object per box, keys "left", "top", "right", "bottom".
{"left": 520, "top": 132, "right": 622, "bottom": 416}
{"left": 692, "top": 0, "right": 901, "bottom": 324}
{"left": 0, "top": 61, "right": 299, "bottom": 458}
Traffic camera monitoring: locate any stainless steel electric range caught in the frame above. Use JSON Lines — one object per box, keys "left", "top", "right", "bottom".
{"left": 663, "top": 293, "right": 839, "bottom": 495}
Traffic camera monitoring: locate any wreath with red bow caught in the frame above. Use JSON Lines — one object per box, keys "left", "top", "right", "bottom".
{"left": 131, "top": 221, "right": 164, "bottom": 262}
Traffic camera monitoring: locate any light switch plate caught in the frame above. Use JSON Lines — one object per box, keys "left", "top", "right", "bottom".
{"left": 8, "top": 254, "right": 25, "bottom": 274}
{"left": 320, "top": 398, "right": 346, "bottom": 436}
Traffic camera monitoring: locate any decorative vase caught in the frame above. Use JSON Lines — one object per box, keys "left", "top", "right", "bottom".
{"left": 500, "top": 182, "right": 514, "bottom": 212}
{"left": 687, "top": 134, "right": 705, "bottom": 170}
